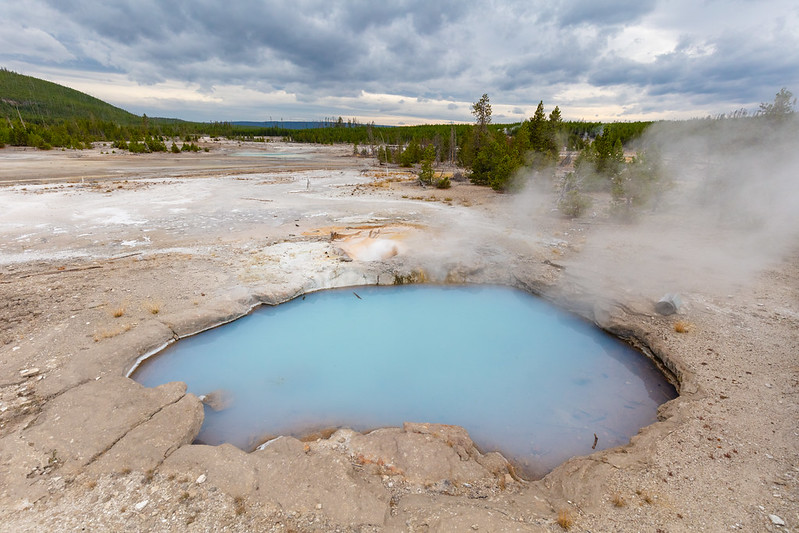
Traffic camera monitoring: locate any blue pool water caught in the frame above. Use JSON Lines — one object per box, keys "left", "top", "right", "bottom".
{"left": 132, "top": 285, "right": 676, "bottom": 477}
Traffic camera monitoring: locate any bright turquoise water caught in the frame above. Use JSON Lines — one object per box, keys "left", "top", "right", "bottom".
{"left": 132, "top": 285, "right": 676, "bottom": 477}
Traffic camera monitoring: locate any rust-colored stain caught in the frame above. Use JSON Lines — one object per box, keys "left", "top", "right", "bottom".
{"left": 304, "top": 223, "right": 423, "bottom": 261}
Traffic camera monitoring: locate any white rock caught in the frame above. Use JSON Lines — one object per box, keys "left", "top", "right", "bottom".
{"left": 15, "top": 499, "right": 33, "bottom": 511}
{"left": 19, "top": 368, "right": 40, "bottom": 378}
{"left": 769, "top": 514, "right": 785, "bottom": 526}
{"left": 196, "top": 474, "right": 207, "bottom": 484}
{"left": 134, "top": 500, "right": 148, "bottom": 511}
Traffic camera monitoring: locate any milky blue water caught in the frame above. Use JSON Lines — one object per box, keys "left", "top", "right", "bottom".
{"left": 132, "top": 285, "right": 676, "bottom": 477}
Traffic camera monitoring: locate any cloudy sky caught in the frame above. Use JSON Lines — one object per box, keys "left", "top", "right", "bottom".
{"left": 2, "top": 0, "right": 798, "bottom": 124}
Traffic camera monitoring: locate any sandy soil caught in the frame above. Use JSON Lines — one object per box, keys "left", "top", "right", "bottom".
{"left": 0, "top": 141, "right": 796, "bottom": 532}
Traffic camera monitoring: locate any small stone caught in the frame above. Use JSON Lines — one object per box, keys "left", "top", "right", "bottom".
{"left": 201, "top": 389, "right": 233, "bottom": 411}
{"left": 15, "top": 499, "right": 33, "bottom": 511}
{"left": 19, "top": 368, "right": 40, "bottom": 378}
{"left": 134, "top": 500, "right": 148, "bottom": 511}
{"left": 316, "top": 503, "right": 322, "bottom": 510}
{"left": 196, "top": 474, "right": 207, "bottom": 484}
{"left": 471, "top": 525, "right": 480, "bottom": 530}
{"left": 769, "top": 514, "right": 785, "bottom": 526}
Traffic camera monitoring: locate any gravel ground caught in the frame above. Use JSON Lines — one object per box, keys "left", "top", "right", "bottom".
{"left": 0, "top": 141, "right": 796, "bottom": 532}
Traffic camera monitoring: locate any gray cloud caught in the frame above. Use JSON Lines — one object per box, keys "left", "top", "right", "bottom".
{"left": 553, "top": 0, "right": 658, "bottom": 27}
{"left": 587, "top": 25, "right": 799, "bottom": 111}
{"left": 1, "top": 0, "right": 797, "bottom": 122}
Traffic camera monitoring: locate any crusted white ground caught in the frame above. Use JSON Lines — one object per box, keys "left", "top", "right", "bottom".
{"left": 0, "top": 141, "right": 796, "bottom": 532}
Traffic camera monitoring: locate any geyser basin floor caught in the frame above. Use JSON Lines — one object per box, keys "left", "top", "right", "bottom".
{"left": 132, "top": 285, "right": 676, "bottom": 477}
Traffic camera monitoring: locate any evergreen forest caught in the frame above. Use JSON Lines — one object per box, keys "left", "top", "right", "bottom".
{"left": 1, "top": 68, "right": 794, "bottom": 213}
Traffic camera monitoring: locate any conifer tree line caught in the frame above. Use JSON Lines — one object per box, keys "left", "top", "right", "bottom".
{"left": 3, "top": 68, "right": 794, "bottom": 213}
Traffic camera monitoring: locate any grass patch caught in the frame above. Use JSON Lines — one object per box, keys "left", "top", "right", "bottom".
{"left": 556, "top": 509, "right": 574, "bottom": 530}
{"left": 93, "top": 323, "right": 132, "bottom": 342}
{"left": 111, "top": 305, "right": 126, "bottom": 318}
{"left": 143, "top": 300, "right": 162, "bottom": 315}
{"left": 674, "top": 320, "right": 693, "bottom": 333}
{"left": 611, "top": 493, "right": 626, "bottom": 507}
{"left": 636, "top": 489, "right": 655, "bottom": 504}
{"left": 233, "top": 495, "right": 246, "bottom": 515}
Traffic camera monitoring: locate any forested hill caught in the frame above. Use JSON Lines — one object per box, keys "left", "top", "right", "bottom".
{"left": 0, "top": 69, "right": 228, "bottom": 149}
{"left": 0, "top": 68, "right": 140, "bottom": 125}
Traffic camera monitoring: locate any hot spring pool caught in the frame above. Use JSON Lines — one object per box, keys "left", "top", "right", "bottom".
{"left": 132, "top": 285, "right": 676, "bottom": 477}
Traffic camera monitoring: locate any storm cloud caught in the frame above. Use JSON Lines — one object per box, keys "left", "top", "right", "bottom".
{"left": 1, "top": 0, "right": 797, "bottom": 123}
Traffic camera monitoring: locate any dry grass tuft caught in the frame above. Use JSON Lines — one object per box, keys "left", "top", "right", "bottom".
{"left": 233, "top": 495, "right": 246, "bottom": 515}
{"left": 111, "top": 305, "right": 126, "bottom": 318}
{"left": 93, "top": 323, "right": 132, "bottom": 342}
{"left": 611, "top": 493, "right": 626, "bottom": 507}
{"left": 143, "top": 300, "right": 162, "bottom": 315}
{"left": 674, "top": 320, "right": 693, "bottom": 333}
{"left": 637, "top": 489, "right": 655, "bottom": 504}
{"left": 556, "top": 509, "right": 574, "bottom": 530}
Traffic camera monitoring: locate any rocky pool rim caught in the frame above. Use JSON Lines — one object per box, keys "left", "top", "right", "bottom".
{"left": 124, "top": 278, "right": 683, "bottom": 480}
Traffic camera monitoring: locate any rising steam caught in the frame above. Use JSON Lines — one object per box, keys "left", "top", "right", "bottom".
{"left": 563, "top": 116, "right": 799, "bottom": 300}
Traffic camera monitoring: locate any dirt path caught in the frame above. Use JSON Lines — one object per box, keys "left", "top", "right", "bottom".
{"left": 0, "top": 142, "right": 796, "bottom": 532}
